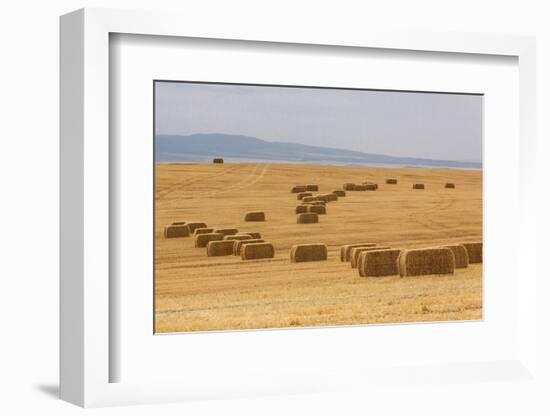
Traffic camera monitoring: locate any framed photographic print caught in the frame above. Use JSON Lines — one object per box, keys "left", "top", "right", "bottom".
{"left": 60, "top": 8, "right": 539, "bottom": 408}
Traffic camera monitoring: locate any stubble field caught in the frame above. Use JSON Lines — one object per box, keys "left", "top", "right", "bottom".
{"left": 155, "top": 162, "right": 482, "bottom": 333}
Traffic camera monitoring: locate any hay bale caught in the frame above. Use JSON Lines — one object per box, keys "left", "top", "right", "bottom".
{"left": 302, "top": 196, "right": 322, "bottom": 203}
{"left": 398, "top": 247, "right": 455, "bottom": 276}
{"left": 309, "top": 200, "right": 326, "bottom": 206}
{"left": 206, "top": 240, "right": 234, "bottom": 256}
{"left": 241, "top": 242, "right": 275, "bottom": 260}
{"left": 350, "top": 246, "right": 390, "bottom": 268}
{"left": 244, "top": 211, "right": 265, "bottom": 222}
{"left": 358, "top": 249, "right": 401, "bottom": 277}
{"left": 445, "top": 183, "right": 456, "bottom": 188}
{"left": 213, "top": 158, "right": 224, "bottom": 164}
{"left": 213, "top": 228, "right": 239, "bottom": 236}
{"left": 195, "top": 233, "right": 223, "bottom": 248}
{"left": 164, "top": 224, "right": 190, "bottom": 238}
{"left": 224, "top": 234, "right": 252, "bottom": 242}
{"left": 343, "top": 183, "right": 355, "bottom": 191}
{"left": 291, "top": 185, "right": 307, "bottom": 193}
{"left": 186, "top": 222, "right": 208, "bottom": 233}
{"left": 363, "top": 183, "right": 377, "bottom": 191}
{"left": 444, "top": 244, "right": 469, "bottom": 268}
{"left": 413, "top": 184, "right": 425, "bottom": 189}
{"left": 297, "top": 192, "right": 313, "bottom": 200}
{"left": 332, "top": 190, "right": 346, "bottom": 197}
{"left": 171, "top": 221, "right": 186, "bottom": 225}
{"left": 290, "top": 243, "right": 328, "bottom": 262}
{"left": 462, "top": 242, "right": 482, "bottom": 263}
{"left": 386, "top": 179, "right": 398, "bottom": 184}
{"left": 339, "top": 243, "right": 377, "bottom": 262}
{"left": 317, "top": 193, "right": 337, "bottom": 202}
{"left": 307, "top": 205, "right": 326, "bottom": 215}
{"left": 233, "top": 239, "right": 265, "bottom": 255}
{"left": 353, "top": 184, "right": 367, "bottom": 191}
{"left": 236, "top": 232, "right": 262, "bottom": 239}
{"left": 194, "top": 227, "right": 214, "bottom": 235}
{"left": 296, "top": 205, "right": 310, "bottom": 214}
{"left": 297, "top": 212, "right": 319, "bottom": 224}
{"left": 306, "top": 184, "right": 319, "bottom": 191}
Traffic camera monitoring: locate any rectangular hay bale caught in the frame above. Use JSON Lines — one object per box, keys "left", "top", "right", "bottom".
{"left": 214, "top": 228, "right": 239, "bottom": 236}
{"left": 194, "top": 227, "right": 214, "bottom": 235}
{"left": 186, "top": 222, "right": 208, "bottom": 233}
{"left": 462, "top": 242, "right": 482, "bottom": 263}
{"left": 386, "top": 179, "right": 398, "bottom": 184}
{"left": 398, "top": 247, "right": 455, "bottom": 276}
{"left": 224, "top": 234, "right": 252, "bottom": 241}
{"left": 358, "top": 249, "right": 401, "bottom": 277}
{"left": 241, "top": 242, "right": 275, "bottom": 260}
{"left": 195, "top": 233, "right": 224, "bottom": 248}
{"left": 233, "top": 239, "right": 265, "bottom": 255}
{"left": 164, "top": 224, "right": 190, "bottom": 238}
{"left": 291, "top": 185, "right": 307, "bottom": 193}
{"left": 206, "top": 240, "right": 235, "bottom": 256}
{"left": 307, "top": 205, "right": 326, "bottom": 215}
{"left": 297, "top": 192, "right": 313, "bottom": 200}
{"left": 244, "top": 211, "right": 265, "bottom": 221}
{"left": 306, "top": 184, "right": 319, "bottom": 191}
{"left": 350, "top": 246, "right": 390, "bottom": 268}
{"left": 343, "top": 183, "right": 355, "bottom": 191}
{"left": 290, "top": 243, "right": 328, "bottom": 262}
{"left": 332, "top": 190, "right": 346, "bottom": 197}
{"left": 412, "top": 184, "right": 425, "bottom": 189}
{"left": 444, "top": 244, "right": 469, "bottom": 268}
{"left": 297, "top": 212, "right": 319, "bottom": 224}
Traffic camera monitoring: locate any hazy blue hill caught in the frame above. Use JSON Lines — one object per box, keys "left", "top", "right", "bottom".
{"left": 155, "top": 133, "right": 482, "bottom": 169}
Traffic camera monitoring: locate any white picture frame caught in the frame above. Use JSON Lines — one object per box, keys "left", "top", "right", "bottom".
{"left": 60, "top": 7, "right": 538, "bottom": 408}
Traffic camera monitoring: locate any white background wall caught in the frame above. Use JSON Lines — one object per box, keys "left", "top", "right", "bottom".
{"left": 0, "top": 1, "right": 548, "bottom": 415}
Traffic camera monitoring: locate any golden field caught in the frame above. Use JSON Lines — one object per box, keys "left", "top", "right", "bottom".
{"left": 155, "top": 162, "right": 482, "bottom": 333}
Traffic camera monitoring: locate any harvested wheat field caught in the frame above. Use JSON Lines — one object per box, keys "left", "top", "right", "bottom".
{"left": 155, "top": 162, "right": 482, "bottom": 333}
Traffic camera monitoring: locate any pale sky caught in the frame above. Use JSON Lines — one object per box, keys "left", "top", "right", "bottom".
{"left": 155, "top": 81, "right": 483, "bottom": 162}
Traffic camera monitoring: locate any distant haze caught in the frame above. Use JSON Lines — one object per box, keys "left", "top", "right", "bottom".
{"left": 155, "top": 82, "right": 482, "bottom": 163}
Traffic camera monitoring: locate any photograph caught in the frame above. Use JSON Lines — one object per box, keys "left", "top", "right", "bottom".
{"left": 154, "top": 81, "right": 483, "bottom": 333}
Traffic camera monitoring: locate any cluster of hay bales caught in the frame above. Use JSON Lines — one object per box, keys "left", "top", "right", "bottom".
{"left": 297, "top": 212, "right": 319, "bottom": 224}
{"left": 212, "top": 158, "right": 224, "bottom": 164}
{"left": 358, "top": 249, "right": 401, "bottom": 277}
{"left": 164, "top": 223, "right": 190, "bottom": 238}
{"left": 290, "top": 243, "right": 328, "bottom": 262}
{"left": 242, "top": 242, "right": 275, "bottom": 260}
{"left": 462, "top": 242, "right": 482, "bottom": 263}
{"left": 398, "top": 247, "right": 455, "bottom": 277}
{"left": 244, "top": 211, "right": 265, "bottom": 222}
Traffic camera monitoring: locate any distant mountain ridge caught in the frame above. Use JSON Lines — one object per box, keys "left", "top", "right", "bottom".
{"left": 155, "top": 133, "right": 482, "bottom": 169}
